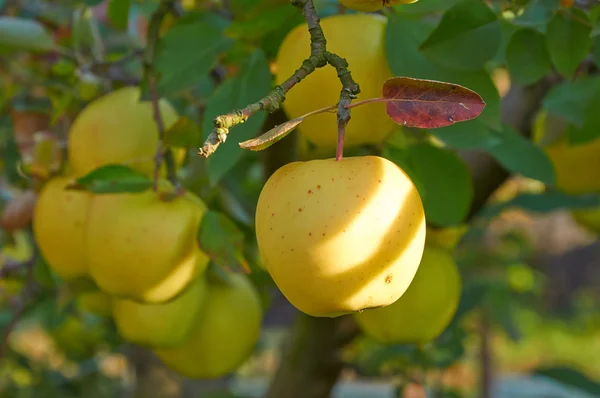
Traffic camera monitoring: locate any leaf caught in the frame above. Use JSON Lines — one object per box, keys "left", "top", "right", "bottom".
{"left": 381, "top": 77, "right": 485, "bottom": 129}
{"left": 107, "top": 0, "right": 130, "bottom": 31}
{"left": 566, "top": 90, "right": 600, "bottom": 145}
{"left": 533, "top": 366, "right": 600, "bottom": 396}
{"left": 506, "top": 28, "right": 553, "bottom": 85}
{"left": 240, "top": 118, "right": 304, "bottom": 151}
{"left": 545, "top": 9, "right": 593, "bottom": 78}
{"left": 0, "top": 16, "right": 55, "bottom": 53}
{"left": 66, "top": 164, "right": 153, "bottom": 194}
{"left": 542, "top": 76, "right": 600, "bottom": 128}
{"left": 197, "top": 210, "right": 250, "bottom": 273}
{"left": 202, "top": 49, "right": 272, "bottom": 185}
{"left": 240, "top": 104, "right": 337, "bottom": 151}
{"left": 393, "top": 0, "right": 463, "bottom": 15}
{"left": 479, "top": 191, "right": 600, "bottom": 219}
{"left": 419, "top": 0, "right": 501, "bottom": 71}
{"left": 512, "top": 0, "right": 558, "bottom": 29}
{"left": 384, "top": 143, "right": 474, "bottom": 227}
{"left": 155, "top": 12, "right": 234, "bottom": 96}
{"left": 226, "top": 4, "right": 298, "bottom": 42}
{"left": 164, "top": 116, "right": 203, "bottom": 148}
{"left": 484, "top": 124, "right": 556, "bottom": 185}
{"left": 429, "top": 118, "right": 501, "bottom": 149}
{"left": 385, "top": 13, "right": 501, "bottom": 131}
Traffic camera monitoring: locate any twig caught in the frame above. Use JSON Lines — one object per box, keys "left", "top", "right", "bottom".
{"left": 198, "top": 0, "right": 360, "bottom": 161}
{"left": 142, "top": 0, "right": 180, "bottom": 192}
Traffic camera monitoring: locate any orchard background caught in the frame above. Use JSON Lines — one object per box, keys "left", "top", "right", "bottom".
{"left": 1, "top": 0, "right": 600, "bottom": 397}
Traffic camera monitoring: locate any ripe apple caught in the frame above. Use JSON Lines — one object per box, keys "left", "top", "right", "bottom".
{"left": 112, "top": 276, "right": 208, "bottom": 348}
{"left": 255, "top": 155, "right": 426, "bottom": 318}
{"left": 353, "top": 245, "right": 461, "bottom": 345}
{"left": 153, "top": 272, "right": 263, "bottom": 379}
{"left": 86, "top": 187, "right": 210, "bottom": 303}
{"left": 33, "top": 175, "right": 92, "bottom": 280}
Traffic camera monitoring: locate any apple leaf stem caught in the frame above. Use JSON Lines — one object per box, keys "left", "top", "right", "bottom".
{"left": 143, "top": 0, "right": 180, "bottom": 193}
{"left": 198, "top": 0, "right": 360, "bottom": 160}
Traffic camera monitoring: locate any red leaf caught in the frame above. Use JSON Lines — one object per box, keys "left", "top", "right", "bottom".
{"left": 382, "top": 77, "right": 486, "bottom": 129}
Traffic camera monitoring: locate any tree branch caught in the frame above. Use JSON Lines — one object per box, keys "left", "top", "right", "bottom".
{"left": 265, "top": 77, "right": 558, "bottom": 398}
{"left": 198, "top": 0, "right": 360, "bottom": 160}
{"left": 143, "top": 0, "right": 180, "bottom": 192}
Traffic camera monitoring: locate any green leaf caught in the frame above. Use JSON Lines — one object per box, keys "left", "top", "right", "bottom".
{"left": 66, "top": 164, "right": 153, "bottom": 194}
{"left": 567, "top": 89, "right": 600, "bottom": 145}
{"left": 164, "top": 116, "right": 203, "bottom": 148}
{"left": 202, "top": 49, "right": 272, "bottom": 185}
{"left": 393, "top": 0, "right": 462, "bottom": 15}
{"left": 226, "top": 4, "right": 298, "bottom": 42}
{"left": 430, "top": 118, "right": 501, "bottom": 150}
{"left": 542, "top": 76, "right": 600, "bottom": 128}
{"left": 545, "top": 9, "right": 593, "bottom": 78}
{"left": 419, "top": 0, "right": 501, "bottom": 71}
{"left": 197, "top": 210, "right": 250, "bottom": 273}
{"left": 0, "top": 16, "right": 55, "bottom": 53}
{"left": 107, "top": 0, "right": 130, "bottom": 31}
{"left": 479, "top": 191, "right": 600, "bottom": 219}
{"left": 385, "top": 14, "right": 501, "bottom": 131}
{"left": 484, "top": 124, "right": 556, "bottom": 185}
{"left": 533, "top": 366, "right": 600, "bottom": 396}
{"left": 384, "top": 143, "right": 474, "bottom": 227}
{"left": 155, "top": 12, "right": 234, "bottom": 96}
{"left": 506, "top": 28, "right": 552, "bottom": 85}
{"left": 593, "top": 37, "right": 600, "bottom": 66}
{"left": 512, "top": 0, "right": 558, "bottom": 29}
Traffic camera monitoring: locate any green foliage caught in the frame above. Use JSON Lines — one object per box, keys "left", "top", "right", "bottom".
{"left": 384, "top": 142, "right": 473, "bottom": 227}
{"left": 506, "top": 28, "right": 552, "bottom": 85}
{"left": 545, "top": 9, "right": 593, "bottom": 78}
{"left": 0, "top": 17, "right": 55, "bottom": 53}
{"left": 69, "top": 164, "right": 153, "bottom": 194}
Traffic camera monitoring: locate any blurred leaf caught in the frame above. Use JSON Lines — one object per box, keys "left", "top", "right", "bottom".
{"left": 197, "top": 210, "right": 250, "bottom": 273}
{"left": 202, "top": 49, "right": 272, "bottom": 185}
{"left": 566, "top": 90, "right": 600, "bottom": 145}
{"left": 0, "top": 311, "right": 12, "bottom": 328}
{"left": 428, "top": 325, "right": 467, "bottom": 369}
{"left": 393, "top": 0, "right": 462, "bottom": 15}
{"left": 430, "top": 118, "right": 501, "bottom": 149}
{"left": 386, "top": 13, "right": 501, "bottom": 130}
{"left": 381, "top": 77, "right": 486, "bottom": 128}
{"left": 513, "top": 0, "right": 559, "bottom": 29}
{"left": 419, "top": 0, "right": 501, "bottom": 71}
{"left": 506, "top": 28, "right": 552, "bottom": 85}
{"left": 164, "top": 116, "right": 203, "bottom": 148}
{"left": 82, "top": 0, "right": 105, "bottom": 5}
{"left": 480, "top": 191, "right": 600, "bottom": 219}
{"left": 385, "top": 143, "right": 473, "bottom": 227}
{"left": 484, "top": 124, "right": 555, "bottom": 185}
{"left": 155, "top": 12, "right": 234, "bottom": 96}
{"left": 542, "top": 76, "right": 600, "bottom": 128}
{"left": 0, "top": 17, "right": 55, "bottom": 53}
{"left": 545, "top": 9, "right": 593, "bottom": 78}
{"left": 107, "top": 0, "right": 130, "bottom": 31}
{"left": 67, "top": 164, "right": 153, "bottom": 194}
{"left": 533, "top": 366, "right": 600, "bottom": 396}
{"left": 226, "top": 4, "right": 297, "bottom": 42}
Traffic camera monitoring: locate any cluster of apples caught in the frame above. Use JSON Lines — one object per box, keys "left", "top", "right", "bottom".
{"left": 251, "top": 12, "right": 463, "bottom": 346}
{"left": 32, "top": 87, "right": 263, "bottom": 378}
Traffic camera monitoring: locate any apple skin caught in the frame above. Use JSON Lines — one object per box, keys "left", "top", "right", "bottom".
{"left": 353, "top": 245, "right": 462, "bottom": 345}
{"left": 153, "top": 273, "right": 263, "bottom": 379}
{"left": 255, "top": 155, "right": 426, "bottom": 318}
{"left": 112, "top": 276, "right": 208, "bottom": 348}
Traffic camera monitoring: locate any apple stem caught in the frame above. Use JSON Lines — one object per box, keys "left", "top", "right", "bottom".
{"left": 336, "top": 122, "right": 345, "bottom": 161}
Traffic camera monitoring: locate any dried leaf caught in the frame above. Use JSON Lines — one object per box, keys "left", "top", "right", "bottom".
{"left": 239, "top": 118, "right": 303, "bottom": 151}
{"left": 382, "top": 77, "right": 485, "bottom": 129}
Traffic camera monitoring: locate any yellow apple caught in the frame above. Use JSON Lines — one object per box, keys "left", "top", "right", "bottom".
{"left": 86, "top": 188, "right": 210, "bottom": 303}
{"left": 67, "top": 86, "right": 184, "bottom": 178}
{"left": 353, "top": 245, "right": 461, "bottom": 345}
{"left": 112, "top": 275, "right": 207, "bottom": 348}
{"left": 255, "top": 155, "right": 426, "bottom": 318}
{"left": 339, "top": 0, "right": 418, "bottom": 12}
{"left": 32, "top": 176, "right": 92, "bottom": 280}
{"left": 275, "top": 14, "right": 396, "bottom": 150}
{"left": 153, "top": 272, "right": 263, "bottom": 379}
